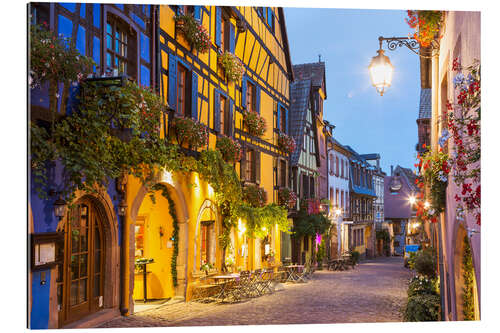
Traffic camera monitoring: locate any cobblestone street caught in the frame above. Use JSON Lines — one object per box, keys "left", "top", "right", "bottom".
{"left": 100, "top": 256, "right": 412, "bottom": 328}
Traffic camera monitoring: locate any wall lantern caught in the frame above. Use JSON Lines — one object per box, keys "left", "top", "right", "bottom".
{"left": 118, "top": 200, "right": 128, "bottom": 217}
{"left": 368, "top": 48, "right": 394, "bottom": 96}
{"left": 53, "top": 196, "right": 67, "bottom": 220}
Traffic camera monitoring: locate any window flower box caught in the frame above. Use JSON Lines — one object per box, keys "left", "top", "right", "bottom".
{"left": 216, "top": 135, "right": 242, "bottom": 163}
{"left": 174, "top": 14, "right": 211, "bottom": 54}
{"left": 278, "top": 187, "right": 297, "bottom": 209}
{"left": 171, "top": 116, "right": 208, "bottom": 150}
{"left": 218, "top": 51, "right": 245, "bottom": 83}
{"left": 242, "top": 184, "right": 267, "bottom": 208}
{"left": 242, "top": 109, "right": 266, "bottom": 137}
{"left": 278, "top": 132, "right": 296, "bottom": 155}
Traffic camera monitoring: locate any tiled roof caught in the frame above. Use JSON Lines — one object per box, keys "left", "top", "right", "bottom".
{"left": 360, "top": 153, "right": 380, "bottom": 160}
{"left": 292, "top": 62, "right": 326, "bottom": 97}
{"left": 289, "top": 79, "right": 312, "bottom": 166}
{"left": 395, "top": 165, "right": 418, "bottom": 192}
{"left": 418, "top": 88, "right": 432, "bottom": 119}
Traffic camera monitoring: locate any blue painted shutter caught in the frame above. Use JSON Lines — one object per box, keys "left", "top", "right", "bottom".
{"left": 229, "top": 22, "right": 235, "bottom": 53}
{"left": 241, "top": 77, "right": 247, "bottom": 109}
{"left": 214, "top": 91, "right": 221, "bottom": 133}
{"left": 215, "top": 7, "right": 222, "bottom": 48}
{"left": 228, "top": 99, "right": 234, "bottom": 136}
{"left": 256, "top": 86, "right": 261, "bottom": 114}
{"left": 168, "top": 54, "right": 177, "bottom": 111}
{"left": 191, "top": 71, "right": 198, "bottom": 120}
{"left": 276, "top": 103, "right": 281, "bottom": 132}
{"left": 285, "top": 107, "right": 289, "bottom": 134}
{"left": 194, "top": 6, "right": 201, "bottom": 20}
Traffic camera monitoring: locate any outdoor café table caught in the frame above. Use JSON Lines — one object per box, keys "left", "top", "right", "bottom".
{"left": 284, "top": 265, "right": 304, "bottom": 282}
{"left": 211, "top": 274, "right": 240, "bottom": 302}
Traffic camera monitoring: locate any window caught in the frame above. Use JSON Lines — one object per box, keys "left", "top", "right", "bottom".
{"left": 341, "top": 159, "right": 344, "bottom": 178}
{"left": 336, "top": 156, "right": 339, "bottom": 176}
{"left": 246, "top": 81, "right": 256, "bottom": 113}
{"left": 30, "top": 3, "right": 49, "bottom": 26}
{"left": 279, "top": 160, "right": 287, "bottom": 187}
{"left": 341, "top": 190, "right": 344, "bottom": 210}
{"left": 279, "top": 106, "right": 287, "bottom": 133}
{"left": 245, "top": 149, "right": 256, "bottom": 182}
{"left": 106, "top": 19, "right": 129, "bottom": 74}
{"left": 219, "top": 94, "right": 226, "bottom": 135}
{"left": 200, "top": 221, "right": 215, "bottom": 265}
{"left": 329, "top": 187, "right": 334, "bottom": 204}
{"left": 134, "top": 217, "right": 145, "bottom": 258}
{"left": 309, "top": 177, "right": 315, "bottom": 198}
{"left": 335, "top": 189, "right": 339, "bottom": 207}
{"left": 176, "top": 63, "right": 189, "bottom": 117}
{"left": 329, "top": 154, "right": 334, "bottom": 175}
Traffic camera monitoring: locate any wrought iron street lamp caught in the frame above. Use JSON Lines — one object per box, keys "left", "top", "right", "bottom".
{"left": 369, "top": 36, "right": 438, "bottom": 96}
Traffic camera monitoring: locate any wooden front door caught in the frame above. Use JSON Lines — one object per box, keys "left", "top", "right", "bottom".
{"left": 60, "top": 200, "right": 105, "bottom": 326}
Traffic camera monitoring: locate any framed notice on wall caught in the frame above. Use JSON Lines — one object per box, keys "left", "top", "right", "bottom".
{"left": 30, "top": 232, "right": 64, "bottom": 271}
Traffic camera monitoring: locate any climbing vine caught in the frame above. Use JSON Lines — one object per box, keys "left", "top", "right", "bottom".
{"left": 150, "top": 183, "right": 180, "bottom": 287}
{"left": 462, "top": 235, "right": 475, "bottom": 320}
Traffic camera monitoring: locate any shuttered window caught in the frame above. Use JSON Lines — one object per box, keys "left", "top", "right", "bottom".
{"left": 177, "top": 63, "right": 188, "bottom": 117}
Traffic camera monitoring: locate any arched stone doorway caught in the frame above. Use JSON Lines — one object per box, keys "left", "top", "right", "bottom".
{"left": 192, "top": 200, "right": 221, "bottom": 274}
{"left": 453, "top": 223, "right": 480, "bottom": 321}
{"left": 129, "top": 180, "right": 189, "bottom": 308}
{"left": 56, "top": 193, "right": 119, "bottom": 327}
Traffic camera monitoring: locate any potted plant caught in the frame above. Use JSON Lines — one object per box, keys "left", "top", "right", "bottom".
{"left": 216, "top": 135, "right": 242, "bottom": 163}
{"left": 242, "top": 109, "right": 266, "bottom": 137}
{"left": 218, "top": 51, "right": 245, "bottom": 82}
{"left": 405, "top": 10, "right": 443, "bottom": 47}
{"left": 174, "top": 14, "right": 211, "bottom": 53}
{"left": 277, "top": 132, "right": 296, "bottom": 155}
{"left": 200, "top": 261, "right": 214, "bottom": 276}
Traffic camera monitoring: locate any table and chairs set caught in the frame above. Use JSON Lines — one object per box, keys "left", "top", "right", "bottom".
{"left": 327, "top": 254, "right": 357, "bottom": 271}
{"left": 191, "top": 268, "right": 281, "bottom": 303}
{"left": 191, "top": 261, "right": 318, "bottom": 303}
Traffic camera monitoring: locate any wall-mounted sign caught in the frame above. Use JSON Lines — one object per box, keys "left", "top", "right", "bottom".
{"left": 31, "top": 232, "right": 64, "bottom": 271}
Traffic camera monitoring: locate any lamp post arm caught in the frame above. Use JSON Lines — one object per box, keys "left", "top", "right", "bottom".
{"left": 378, "top": 36, "right": 439, "bottom": 58}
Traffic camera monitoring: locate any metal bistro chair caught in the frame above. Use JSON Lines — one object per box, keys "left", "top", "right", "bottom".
{"left": 251, "top": 269, "right": 266, "bottom": 297}
{"left": 238, "top": 270, "right": 253, "bottom": 299}
{"left": 260, "top": 269, "right": 275, "bottom": 294}
{"left": 191, "top": 276, "right": 219, "bottom": 303}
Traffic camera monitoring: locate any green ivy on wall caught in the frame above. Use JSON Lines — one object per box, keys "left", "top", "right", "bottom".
{"left": 150, "top": 183, "right": 180, "bottom": 287}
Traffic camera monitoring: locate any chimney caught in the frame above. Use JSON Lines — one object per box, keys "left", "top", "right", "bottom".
{"left": 390, "top": 165, "right": 393, "bottom": 176}
{"left": 376, "top": 158, "right": 380, "bottom": 171}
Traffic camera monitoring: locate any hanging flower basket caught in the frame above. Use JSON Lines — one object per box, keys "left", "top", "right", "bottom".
{"left": 216, "top": 135, "right": 242, "bottom": 163}
{"left": 218, "top": 51, "right": 245, "bottom": 82}
{"left": 174, "top": 14, "right": 211, "bottom": 53}
{"left": 242, "top": 184, "right": 267, "bottom": 208}
{"left": 417, "top": 149, "right": 450, "bottom": 213}
{"left": 278, "top": 187, "right": 297, "bottom": 209}
{"left": 242, "top": 110, "right": 266, "bottom": 137}
{"left": 171, "top": 117, "right": 208, "bottom": 150}
{"left": 278, "top": 132, "right": 296, "bottom": 155}
{"left": 405, "top": 10, "right": 443, "bottom": 47}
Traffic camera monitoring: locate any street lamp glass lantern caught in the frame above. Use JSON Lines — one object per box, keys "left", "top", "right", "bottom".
{"left": 369, "top": 49, "right": 394, "bottom": 96}
{"left": 54, "top": 197, "right": 67, "bottom": 219}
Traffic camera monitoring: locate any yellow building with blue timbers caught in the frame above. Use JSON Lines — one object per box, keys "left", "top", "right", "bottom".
{"left": 28, "top": 3, "right": 294, "bottom": 328}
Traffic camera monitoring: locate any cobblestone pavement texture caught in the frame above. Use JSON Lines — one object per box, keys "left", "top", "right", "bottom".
{"left": 100, "top": 256, "right": 412, "bottom": 328}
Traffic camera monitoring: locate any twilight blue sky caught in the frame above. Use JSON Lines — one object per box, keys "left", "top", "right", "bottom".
{"left": 284, "top": 8, "right": 420, "bottom": 175}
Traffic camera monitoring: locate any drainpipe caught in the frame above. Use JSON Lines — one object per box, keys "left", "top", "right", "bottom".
{"left": 117, "top": 174, "right": 129, "bottom": 316}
